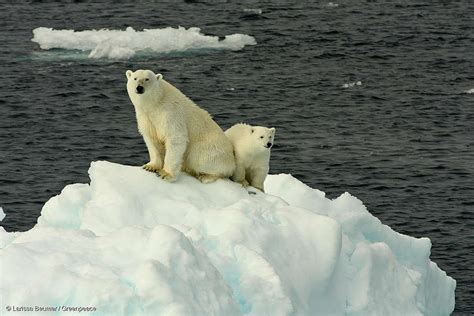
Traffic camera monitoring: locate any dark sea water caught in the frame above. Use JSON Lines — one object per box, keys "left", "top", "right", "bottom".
{"left": 0, "top": 1, "right": 473, "bottom": 314}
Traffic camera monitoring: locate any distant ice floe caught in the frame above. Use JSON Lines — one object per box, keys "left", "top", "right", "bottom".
{"left": 242, "top": 8, "right": 262, "bottom": 15}
{"left": 342, "top": 81, "right": 362, "bottom": 88}
{"left": 464, "top": 88, "right": 474, "bottom": 94}
{"left": 31, "top": 26, "right": 257, "bottom": 60}
{"left": 326, "top": 2, "right": 340, "bottom": 8}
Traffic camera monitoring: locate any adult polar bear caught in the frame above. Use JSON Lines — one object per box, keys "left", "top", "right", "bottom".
{"left": 126, "top": 69, "right": 235, "bottom": 183}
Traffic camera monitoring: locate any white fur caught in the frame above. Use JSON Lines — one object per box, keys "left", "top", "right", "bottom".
{"left": 126, "top": 69, "right": 235, "bottom": 183}
{"left": 225, "top": 123, "right": 275, "bottom": 192}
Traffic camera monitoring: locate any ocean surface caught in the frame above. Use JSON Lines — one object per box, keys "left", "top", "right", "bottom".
{"left": 0, "top": 1, "right": 472, "bottom": 314}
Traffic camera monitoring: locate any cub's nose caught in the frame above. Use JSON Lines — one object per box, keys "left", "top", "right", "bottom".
{"left": 136, "top": 86, "right": 144, "bottom": 94}
{"left": 266, "top": 142, "right": 273, "bottom": 148}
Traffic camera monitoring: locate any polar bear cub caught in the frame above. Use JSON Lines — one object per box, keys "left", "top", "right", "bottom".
{"left": 225, "top": 123, "right": 275, "bottom": 192}
{"left": 126, "top": 69, "right": 235, "bottom": 183}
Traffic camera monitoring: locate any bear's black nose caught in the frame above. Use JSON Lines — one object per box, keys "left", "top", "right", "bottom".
{"left": 266, "top": 142, "right": 272, "bottom": 148}
{"left": 136, "top": 86, "right": 144, "bottom": 94}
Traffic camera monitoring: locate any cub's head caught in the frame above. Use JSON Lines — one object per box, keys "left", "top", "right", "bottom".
{"left": 250, "top": 126, "right": 276, "bottom": 151}
{"left": 126, "top": 69, "right": 163, "bottom": 95}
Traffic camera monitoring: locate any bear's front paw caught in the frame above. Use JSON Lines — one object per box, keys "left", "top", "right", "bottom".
{"left": 158, "top": 169, "right": 177, "bottom": 182}
{"left": 142, "top": 163, "right": 162, "bottom": 173}
{"left": 240, "top": 179, "right": 250, "bottom": 187}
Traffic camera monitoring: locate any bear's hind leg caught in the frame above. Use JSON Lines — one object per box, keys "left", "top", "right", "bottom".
{"left": 185, "top": 144, "right": 234, "bottom": 183}
{"left": 232, "top": 162, "right": 249, "bottom": 187}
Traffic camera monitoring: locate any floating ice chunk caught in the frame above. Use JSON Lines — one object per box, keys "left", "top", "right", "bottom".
{"left": 0, "top": 161, "right": 455, "bottom": 315}
{"left": 326, "top": 2, "right": 340, "bottom": 7}
{"left": 31, "top": 26, "right": 257, "bottom": 60}
{"left": 342, "top": 81, "right": 362, "bottom": 88}
{"left": 242, "top": 8, "right": 262, "bottom": 15}
{"left": 464, "top": 88, "right": 474, "bottom": 94}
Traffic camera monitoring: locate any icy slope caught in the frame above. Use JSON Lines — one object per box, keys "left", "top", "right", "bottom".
{"left": 0, "top": 161, "right": 455, "bottom": 315}
{"left": 31, "top": 27, "right": 256, "bottom": 59}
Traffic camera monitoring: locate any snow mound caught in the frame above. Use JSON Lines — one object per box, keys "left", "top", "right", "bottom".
{"left": 31, "top": 27, "right": 257, "bottom": 59}
{"left": 0, "top": 161, "right": 455, "bottom": 315}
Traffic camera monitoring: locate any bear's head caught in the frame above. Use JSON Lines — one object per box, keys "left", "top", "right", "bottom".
{"left": 250, "top": 126, "right": 276, "bottom": 152}
{"left": 126, "top": 69, "right": 163, "bottom": 96}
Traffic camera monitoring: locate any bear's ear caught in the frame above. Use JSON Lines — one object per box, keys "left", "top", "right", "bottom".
{"left": 270, "top": 127, "right": 276, "bottom": 135}
{"left": 251, "top": 128, "right": 255, "bottom": 134}
{"left": 156, "top": 73, "right": 163, "bottom": 81}
{"left": 126, "top": 70, "right": 133, "bottom": 79}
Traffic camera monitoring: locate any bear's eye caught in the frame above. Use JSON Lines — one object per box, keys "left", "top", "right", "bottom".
{"left": 260, "top": 136, "right": 264, "bottom": 139}
{"left": 134, "top": 78, "right": 137, "bottom": 81}
{"left": 145, "top": 78, "right": 149, "bottom": 81}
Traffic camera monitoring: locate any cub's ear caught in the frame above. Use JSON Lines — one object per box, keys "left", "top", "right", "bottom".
{"left": 270, "top": 127, "right": 276, "bottom": 135}
{"left": 126, "top": 70, "right": 133, "bottom": 79}
{"left": 156, "top": 73, "right": 163, "bottom": 81}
